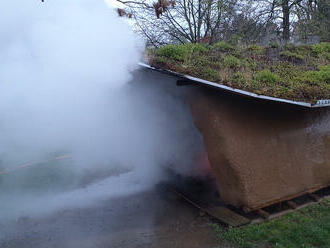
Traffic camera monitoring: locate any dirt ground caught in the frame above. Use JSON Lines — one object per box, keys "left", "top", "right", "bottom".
{"left": 0, "top": 186, "right": 220, "bottom": 248}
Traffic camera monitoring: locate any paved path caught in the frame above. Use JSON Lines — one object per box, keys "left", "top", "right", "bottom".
{"left": 0, "top": 187, "right": 219, "bottom": 248}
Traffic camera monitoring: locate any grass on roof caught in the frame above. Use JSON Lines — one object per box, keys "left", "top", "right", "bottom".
{"left": 147, "top": 42, "right": 330, "bottom": 103}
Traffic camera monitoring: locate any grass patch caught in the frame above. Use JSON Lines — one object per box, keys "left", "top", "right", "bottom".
{"left": 280, "top": 51, "right": 304, "bottom": 61}
{"left": 156, "top": 44, "right": 190, "bottom": 61}
{"left": 156, "top": 43, "right": 207, "bottom": 62}
{"left": 213, "top": 41, "right": 234, "bottom": 51}
{"left": 255, "top": 70, "right": 281, "bottom": 85}
{"left": 312, "top": 42, "right": 330, "bottom": 54}
{"left": 297, "top": 65, "right": 330, "bottom": 84}
{"left": 148, "top": 42, "right": 330, "bottom": 103}
{"left": 224, "top": 55, "right": 241, "bottom": 69}
{"left": 229, "top": 72, "right": 246, "bottom": 84}
{"left": 247, "top": 44, "right": 265, "bottom": 55}
{"left": 214, "top": 200, "right": 330, "bottom": 248}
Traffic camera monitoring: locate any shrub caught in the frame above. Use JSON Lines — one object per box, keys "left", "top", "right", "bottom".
{"left": 312, "top": 42, "right": 330, "bottom": 54}
{"left": 317, "top": 65, "right": 330, "bottom": 83}
{"left": 269, "top": 42, "right": 279, "bottom": 48}
{"left": 228, "top": 34, "right": 241, "bottom": 46}
{"left": 245, "top": 58, "right": 258, "bottom": 70}
{"left": 247, "top": 44, "right": 265, "bottom": 54}
{"left": 213, "top": 41, "right": 234, "bottom": 51}
{"left": 223, "top": 55, "right": 241, "bottom": 68}
{"left": 280, "top": 51, "right": 304, "bottom": 61}
{"left": 156, "top": 43, "right": 207, "bottom": 61}
{"left": 188, "top": 43, "right": 209, "bottom": 53}
{"left": 155, "top": 56, "right": 169, "bottom": 64}
{"left": 193, "top": 56, "right": 210, "bottom": 67}
{"left": 156, "top": 44, "right": 190, "bottom": 61}
{"left": 201, "top": 68, "right": 218, "bottom": 81}
{"left": 283, "top": 43, "right": 295, "bottom": 50}
{"left": 297, "top": 65, "right": 330, "bottom": 84}
{"left": 255, "top": 70, "right": 281, "bottom": 84}
{"left": 295, "top": 45, "right": 312, "bottom": 54}
{"left": 229, "top": 72, "right": 246, "bottom": 84}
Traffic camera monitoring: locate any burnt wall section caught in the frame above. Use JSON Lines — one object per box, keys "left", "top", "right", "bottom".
{"left": 189, "top": 87, "right": 330, "bottom": 210}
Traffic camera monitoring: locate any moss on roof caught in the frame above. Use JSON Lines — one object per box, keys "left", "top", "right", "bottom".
{"left": 147, "top": 42, "right": 330, "bottom": 103}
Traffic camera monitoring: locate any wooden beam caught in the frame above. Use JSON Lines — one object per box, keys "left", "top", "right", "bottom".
{"left": 257, "top": 209, "right": 270, "bottom": 219}
{"left": 309, "top": 193, "right": 321, "bottom": 202}
{"left": 287, "top": 200, "right": 298, "bottom": 209}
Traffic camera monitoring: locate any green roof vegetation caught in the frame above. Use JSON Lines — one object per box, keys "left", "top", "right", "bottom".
{"left": 213, "top": 199, "right": 330, "bottom": 248}
{"left": 148, "top": 42, "right": 330, "bottom": 103}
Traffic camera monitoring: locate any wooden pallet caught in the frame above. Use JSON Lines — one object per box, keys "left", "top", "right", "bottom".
{"left": 164, "top": 179, "right": 330, "bottom": 227}
{"left": 168, "top": 186, "right": 250, "bottom": 227}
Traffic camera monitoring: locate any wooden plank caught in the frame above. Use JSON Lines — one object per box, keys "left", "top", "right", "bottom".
{"left": 309, "top": 193, "right": 321, "bottom": 202}
{"left": 257, "top": 209, "right": 270, "bottom": 219}
{"left": 252, "top": 201, "right": 321, "bottom": 224}
{"left": 169, "top": 187, "right": 205, "bottom": 210}
{"left": 287, "top": 200, "right": 298, "bottom": 209}
{"left": 205, "top": 207, "right": 251, "bottom": 227}
{"left": 169, "top": 186, "right": 250, "bottom": 227}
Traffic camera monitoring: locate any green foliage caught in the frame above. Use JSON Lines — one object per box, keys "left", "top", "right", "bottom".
{"left": 297, "top": 65, "right": 330, "bottom": 84}
{"left": 156, "top": 43, "right": 207, "bottom": 61}
{"left": 223, "top": 55, "right": 241, "bottom": 68}
{"left": 294, "top": 45, "right": 312, "bottom": 54}
{"left": 200, "top": 68, "right": 218, "bottom": 81}
{"left": 244, "top": 58, "right": 258, "bottom": 70}
{"left": 269, "top": 42, "right": 279, "bottom": 48}
{"left": 150, "top": 42, "right": 330, "bottom": 102}
{"left": 247, "top": 44, "right": 265, "bottom": 54}
{"left": 312, "top": 42, "right": 330, "bottom": 61}
{"left": 185, "top": 43, "right": 209, "bottom": 53}
{"left": 215, "top": 200, "right": 330, "bottom": 248}
{"left": 280, "top": 51, "right": 304, "bottom": 61}
{"left": 156, "top": 44, "right": 189, "bottom": 61}
{"left": 155, "top": 56, "right": 169, "bottom": 64}
{"left": 193, "top": 56, "right": 211, "bottom": 67}
{"left": 312, "top": 42, "right": 330, "bottom": 54}
{"left": 283, "top": 43, "right": 295, "bottom": 50}
{"left": 255, "top": 70, "right": 281, "bottom": 84}
{"left": 213, "top": 41, "right": 234, "bottom": 51}
{"left": 229, "top": 72, "right": 246, "bottom": 84}
{"left": 228, "top": 34, "right": 241, "bottom": 46}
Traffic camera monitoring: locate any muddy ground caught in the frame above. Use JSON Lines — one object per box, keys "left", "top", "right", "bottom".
{"left": 0, "top": 185, "right": 222, "bottom": 248}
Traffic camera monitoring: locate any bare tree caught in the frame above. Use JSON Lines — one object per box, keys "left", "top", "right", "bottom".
{"left": 116, "top": 0, "right": 328, "bottom": 45}
{"left": 116, "top": 0, "right": 237, "bottom": 46}
{"left": 293, "top": 0, "right": 330, "bottom": 42}
{"left": 251, "top": 0, "right": 310, "bottom": 42}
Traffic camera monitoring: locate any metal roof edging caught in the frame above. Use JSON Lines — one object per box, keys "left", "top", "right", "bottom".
{"left": 138, "top": 62, "right": 330, "bottom": 108}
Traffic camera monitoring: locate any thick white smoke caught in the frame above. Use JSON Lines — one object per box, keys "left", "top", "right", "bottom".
{"left": 0, "top": 0, "right": 140, "bottom": 165}
{"left": 0, "top": 0, "right": 205, "bottom": 220}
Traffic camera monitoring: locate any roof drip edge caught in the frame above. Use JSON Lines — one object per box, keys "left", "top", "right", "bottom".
{"left": 138, "top": 62, "right": 330, "bottom": 108}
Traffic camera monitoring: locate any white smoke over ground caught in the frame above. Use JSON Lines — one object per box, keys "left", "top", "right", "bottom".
{"left": 0, "top": 0, "right": 140, "bottom": 165}
{"left": 0, "top": 0, "right": 205, "bottom": 220}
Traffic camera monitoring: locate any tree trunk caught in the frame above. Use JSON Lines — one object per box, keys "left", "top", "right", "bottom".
{"left": 282, "top": 0, "right": 290, "bottom": 42}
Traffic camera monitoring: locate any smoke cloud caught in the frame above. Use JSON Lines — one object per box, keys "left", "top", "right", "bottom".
{"left": 0, "top": 0, "right": 205, "bottom": 220}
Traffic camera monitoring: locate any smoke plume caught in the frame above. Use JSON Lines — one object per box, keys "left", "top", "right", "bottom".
{"left": 0, "top": 0, "right": 205, "bottom": 220}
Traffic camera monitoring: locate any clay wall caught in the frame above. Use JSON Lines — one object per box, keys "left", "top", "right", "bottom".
{"left": 189, "top": 88, "right": 330, "bottom": 210}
